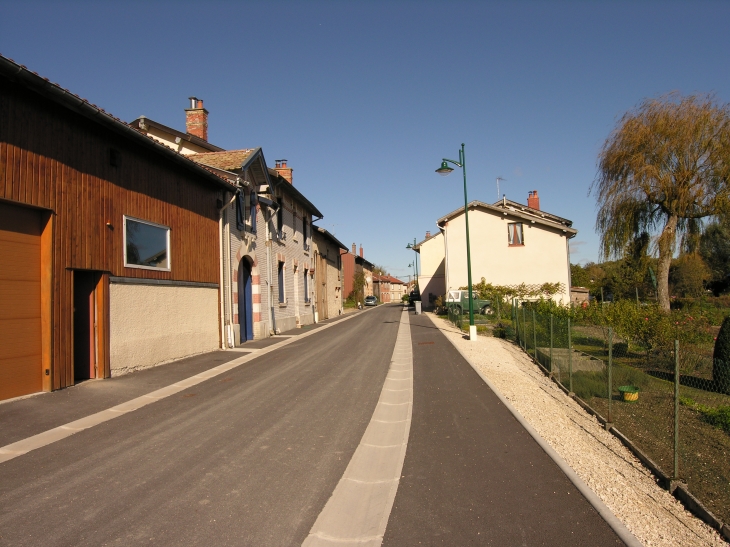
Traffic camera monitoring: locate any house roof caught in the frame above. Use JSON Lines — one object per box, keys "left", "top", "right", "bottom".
{"left": 128, "top": 116, "right": 225, "bottom": 152}
{"left": 491, "top": 197, "right": 572, "bottom": 226}
{"left": 0, "top": 55, "right": 236, "bottom": 193}
{"left": 313, "top": 225, "right": 348, "bottom": 251}
{"left": 268, "top": 169, "right": 323, "bottom": 219}
{"left": 436, "top": 199, "right": 578, "bottom": 238}
{"left": 373, "top": 274, "right": 405, "bottom": 285}
{"left": 414, "top": 230, "right": 442, "bottom": 250}
{"left": 188, "top": 149, "right": 257, "bottom": 171}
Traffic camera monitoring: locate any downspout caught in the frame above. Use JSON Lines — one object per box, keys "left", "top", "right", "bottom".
{"left": 218, "top": 193, "right": 228, "bottom": 349}
{"left": 221, "top": 191, "right": 238, "bottom": 347}
{"left": 566, "top": 233, "right": 573, "bottom": 306}
{"left": 439, "top": 224, "right": 449, "bottom": 295}
{"left": 224, "top": 203, "right": 233, "bottom": 347}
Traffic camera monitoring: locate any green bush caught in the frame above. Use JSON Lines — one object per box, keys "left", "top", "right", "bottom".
{"left": 713, "top": 315, "right": 730, "bottom": 394}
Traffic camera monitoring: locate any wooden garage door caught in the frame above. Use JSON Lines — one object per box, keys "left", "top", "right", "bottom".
{"left": 0, "top": 202, "right": 42, "bottom": 400}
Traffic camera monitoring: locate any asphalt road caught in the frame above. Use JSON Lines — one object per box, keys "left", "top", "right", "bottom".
{"left": 0, "top": 305, "right": 402, "bottom": 547}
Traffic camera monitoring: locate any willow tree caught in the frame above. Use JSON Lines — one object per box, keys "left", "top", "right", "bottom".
{"left": 592, "top": 94, "right": 730, "bottom": 311}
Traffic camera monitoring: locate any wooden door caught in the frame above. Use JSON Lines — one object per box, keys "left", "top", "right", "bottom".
{"left": 0, "top": 202, "right": 43, "bottom": 400}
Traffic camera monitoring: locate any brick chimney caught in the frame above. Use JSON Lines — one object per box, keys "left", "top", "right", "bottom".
{"left": 527, "top": 190, "right": 540, "bottom": 210}
{"left": 359, "top": 245, "right": 363, "bottom": 258}
{"left": 185, "top": 97, "right": 208, "bottom": 141}
{"left": 425, "top": 231, "right": 431, "bottom": 239}
{"left": 352, "top": 243, "right": 357, "bottom": 255}
{"left": 274, "top": 159, "right": 293, "bottom": 184}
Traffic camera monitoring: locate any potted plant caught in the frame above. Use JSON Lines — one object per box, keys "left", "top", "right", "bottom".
{"left": 618, "top": 385, "right": 640, "bottom": 402}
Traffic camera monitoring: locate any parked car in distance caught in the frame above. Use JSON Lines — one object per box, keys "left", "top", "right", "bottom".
{"left": 445, "top": 290, "right": 492, "bottom": 315}
{"left": 364, "top": 295, "right": 378, "bottom": 306}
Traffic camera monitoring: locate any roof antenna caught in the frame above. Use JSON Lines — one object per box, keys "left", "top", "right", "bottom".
{"left": 496, "top": 177, "right": 506, "bottom": 199}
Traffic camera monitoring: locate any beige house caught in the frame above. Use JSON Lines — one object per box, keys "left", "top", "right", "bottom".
{"left": 312, "top": 226, "right": 347, "bottom": 320}
{"left": 414, "top": 231, "right": 446, "bottom": 308}
{"left": 434, "top": 191, "right": 577, "bottom": 305}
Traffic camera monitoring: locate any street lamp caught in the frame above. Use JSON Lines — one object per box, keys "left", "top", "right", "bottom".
{"left": 436, "top": 143, "right": 476, "bottom": 341}
{"left": 406, "top": 239, "right": 419, "bottom": 293}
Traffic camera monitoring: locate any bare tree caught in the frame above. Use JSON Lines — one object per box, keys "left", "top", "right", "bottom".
{"left": 592, "top": 93, "right": 730, "bottom": 310}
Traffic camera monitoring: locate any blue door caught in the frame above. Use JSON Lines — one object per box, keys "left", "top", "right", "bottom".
{"left": 238, "top": 260, "right": 254, "bottom": 342}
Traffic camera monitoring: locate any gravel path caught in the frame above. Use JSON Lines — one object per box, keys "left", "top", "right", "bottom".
{"left": 428, "top": 313, "right": 726, "bottom": 547}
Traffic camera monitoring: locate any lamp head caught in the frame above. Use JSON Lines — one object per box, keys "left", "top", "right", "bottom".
{"left": 436, "top": 161, "right": 453, "bottom": 176}
{"left": 406, "top": 243, "right": 413, "bottom": 249}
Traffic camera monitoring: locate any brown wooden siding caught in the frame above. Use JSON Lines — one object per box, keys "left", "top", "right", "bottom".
{"left": 0, "top": 77, "right": 223, "bottom": 391}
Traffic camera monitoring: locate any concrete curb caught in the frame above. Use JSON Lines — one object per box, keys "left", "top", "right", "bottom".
{"left": 423, "top": 313, "right": 643, "bottom": 547}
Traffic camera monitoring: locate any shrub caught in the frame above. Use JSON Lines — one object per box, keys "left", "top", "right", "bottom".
{"left": 713, "top": 315, "right": 730, "bottom": 394}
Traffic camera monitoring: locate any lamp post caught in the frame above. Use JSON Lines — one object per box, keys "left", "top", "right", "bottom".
{"left": 406, "top": 239, "right": 419, "bottom": 293}
{"left": 436, "top": 143, "right": 476, "bottom": 341}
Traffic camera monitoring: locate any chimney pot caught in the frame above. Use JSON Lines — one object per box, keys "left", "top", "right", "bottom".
{"left": 352, "top": 243, "right": 357, "bottom": 255}
{"left": 426, "top": 231, "right": 431, "bottom": 239}
{"left": 527, "top": 190, "right": 540, "bottom": 210}
{"left": 185, "top": 97, "right": 209, "bottom": 141}
{"left": 274, "top": 158, "right": 293, "bottom": 184}
{"left": 359, "top": 245, "right": 363, "bottom": 258}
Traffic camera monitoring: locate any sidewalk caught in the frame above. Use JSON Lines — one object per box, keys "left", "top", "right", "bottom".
{"left": 382, "top": 310, "right": 630, "bottom": 546}
{"left": 428, "top": 312, "right": 726, "bottom": 547}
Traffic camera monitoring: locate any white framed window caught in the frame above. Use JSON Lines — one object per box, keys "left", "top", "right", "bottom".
{"left": 124, "top": 216, "right": 171, "bottom": 271}
{"left": 507, "top": 222, "right": 524, "bottom": 246}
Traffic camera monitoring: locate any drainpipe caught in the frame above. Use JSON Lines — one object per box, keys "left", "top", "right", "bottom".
{"left": 218, "top": 194, "right": 227, "bottom": 349}
{"left": 566, "top": 233, "right": 573, "bottom": 306}
{"left": 224, "top": 204, "right": 234, "bottom": 347}
{"left": 220, "top": 191, "right": 238, "bottom": 348}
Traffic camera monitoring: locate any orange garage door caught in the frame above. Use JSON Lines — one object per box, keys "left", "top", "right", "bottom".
{"left": 0, "top": 202, "right": 42, "bottom": 400}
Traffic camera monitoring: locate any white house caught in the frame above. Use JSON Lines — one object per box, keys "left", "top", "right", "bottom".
{"left": 414, "top": 231, "right": 446, "bottom": 308}
{"left": 432, "top": 191, "right": 577, "bottom": 305}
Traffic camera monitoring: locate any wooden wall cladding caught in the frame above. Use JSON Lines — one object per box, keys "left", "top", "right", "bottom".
{"left": 0, "top": 78, "right": 223, "bottom": 390}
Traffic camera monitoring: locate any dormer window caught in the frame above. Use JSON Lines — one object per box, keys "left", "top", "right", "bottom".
{"left": 508, "top": 222, "right": 524, "bottom": 246}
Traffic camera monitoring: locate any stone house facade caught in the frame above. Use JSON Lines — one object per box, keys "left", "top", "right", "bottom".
{"left": 312, "top": 226, "right": 347, "bottom": 320}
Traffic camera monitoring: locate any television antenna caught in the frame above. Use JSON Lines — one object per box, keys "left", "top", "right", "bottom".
{"left": 496, "top": 177, "right": 506, "bottom": 199}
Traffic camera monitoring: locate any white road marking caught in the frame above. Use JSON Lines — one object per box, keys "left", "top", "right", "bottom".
{"left": 302, "top": 309, "right": 413, "bottom": 547}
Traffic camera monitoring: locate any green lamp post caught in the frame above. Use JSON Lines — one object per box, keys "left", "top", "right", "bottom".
{"left": 406, "top": 239, "right": 419, "bottom": 292}
{"left": 436, "top": 143, "right": 476, "bottom": 341}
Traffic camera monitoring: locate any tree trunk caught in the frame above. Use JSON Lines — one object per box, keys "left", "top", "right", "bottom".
{"left": 656, "top": 214, "right": 678, "bottom": 312}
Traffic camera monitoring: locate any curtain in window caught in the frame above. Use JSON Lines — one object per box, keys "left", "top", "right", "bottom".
{"left": 236, "top": 191, "right": 246, "bottom": 231}
{"left": 508, "top": 223, "right": 524, "bottom": 245}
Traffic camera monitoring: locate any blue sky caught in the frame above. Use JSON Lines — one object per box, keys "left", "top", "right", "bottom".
{"left": 2, "top": 0, "right": 729, "bottom": 281}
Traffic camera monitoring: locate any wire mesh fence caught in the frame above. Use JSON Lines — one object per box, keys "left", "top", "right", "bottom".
{"left": 505, "top": 301, "right": 730, "bottom": 526}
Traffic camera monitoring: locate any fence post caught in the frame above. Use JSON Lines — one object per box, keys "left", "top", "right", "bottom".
{"left": 674, "top": 339, "right": 680, "bottom": 481}
{"left": 532, "top": 309, "right": 537, "bottom": 361}
{"left": 568, "top": 317, "right": 573, "bottom": 395}
{"left": 607, "top": 327, "right": 613, "bottom": 428}
{"left": 550, "top": 313, "right": 555, "bottom": 379}
{"left": 522, "top": 304, "right": 527, "bottom": 351}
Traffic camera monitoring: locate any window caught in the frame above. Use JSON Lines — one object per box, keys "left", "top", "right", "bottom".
{"left": 304, "top": 269, "right": 309, "bottom": 303}
{"left": 278, "top": 261, "right": 285, "bottom": 303}
{"left": 124, "top": 216, "right": 170, "bottom": 270}
{"left": 508, "top": 222, "right": 524, "bottom": 246}
{"left": 303, "top": 219, "right": 308, "bottom": 249}
{"left": 250, "top": 192, "right": 257, "bottom": 234}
